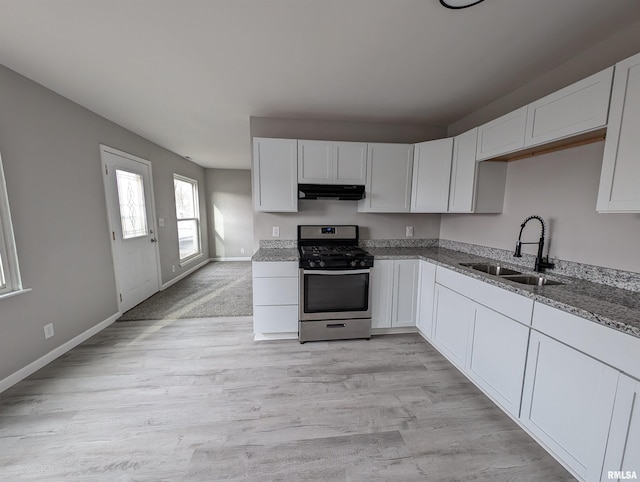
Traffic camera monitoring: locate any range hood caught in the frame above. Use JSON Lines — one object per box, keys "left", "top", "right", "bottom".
{"left": 298, "top": 184, "right": 365, "bottom": 201}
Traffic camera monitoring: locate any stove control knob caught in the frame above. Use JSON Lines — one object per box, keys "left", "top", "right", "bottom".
{"left": 308, "top": 261, "right": 316, "bottom": 268}
{"left": 319, "top": 261, "right": 326, "bottom": 268}
{"left": 350, "top": 260, "right": 357, "bottom": 267}
{"left": 360, "top": 260, "right": 366, "bottom": 267}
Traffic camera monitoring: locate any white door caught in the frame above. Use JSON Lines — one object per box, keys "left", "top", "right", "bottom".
{"left": 101, "top": 145, "right": 160, "bottom": 313}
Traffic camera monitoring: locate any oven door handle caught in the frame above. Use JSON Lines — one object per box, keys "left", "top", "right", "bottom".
{"left": 302, "top": 269, "right": 370, "bottom": 276}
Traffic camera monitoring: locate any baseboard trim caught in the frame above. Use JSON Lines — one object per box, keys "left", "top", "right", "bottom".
{"left": 254, "top": 332, "right": 298, "bottom": 341}
{"left": 0, "top": 312, "right": 121, "bottom": 394}
{"left": 372, "top": 327, "right": 418, "bottom": 335}
{"left": 161, "top": 258, "right": 210, "bottom": 290}
{"left": 210, "top": 256, "right": 252, "bottom": 262}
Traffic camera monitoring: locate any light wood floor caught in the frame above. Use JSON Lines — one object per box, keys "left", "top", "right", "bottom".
{"left": 0, "top": 317, "right": 574, "bottom": 481}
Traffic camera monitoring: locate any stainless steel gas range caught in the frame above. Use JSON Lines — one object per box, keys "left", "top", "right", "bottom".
{"left": 297, "top": 225, "right": 374, "bottom": 343}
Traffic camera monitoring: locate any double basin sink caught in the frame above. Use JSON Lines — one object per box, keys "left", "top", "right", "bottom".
{"left": 460, "top": 263, "right": 563, "bottom": 286}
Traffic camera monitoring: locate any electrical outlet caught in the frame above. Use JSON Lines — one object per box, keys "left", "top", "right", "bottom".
{"left": 172, "top": 265, "right": 176, "bottom": 273}
{"left": 240, "top": 248, "right": 245, "bottom": 254}
{"left": 406, "top": 226, "right": 414, "bottom": 237}
{"left": 44, "top": 323, "right": 55, "bottom": 339}
{"left": 272, "top": 226, "right": 280, "bottom": 237}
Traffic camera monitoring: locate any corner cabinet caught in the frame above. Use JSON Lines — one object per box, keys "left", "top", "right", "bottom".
{"left": 253, "top": 138, "right": 298, "bottom": 212}
{"left": 358, "top": 143, "right": 414, "bottom": 212}
{"left": 448, "top": 127, "right": 507, "bottom": 213}
{"left": 371, "top": 259, "right": 418, "bottom": 329}
{"left": 597, "top": 52, "right": 640, "bottom": 212}
{"left": 298, "top": 140, "right": 367, "bottom": 185}
{"left": 410, "top": 138, "right": 453, "bottom": 212}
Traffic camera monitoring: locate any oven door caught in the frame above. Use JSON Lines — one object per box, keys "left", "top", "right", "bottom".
{"left": 299, "top": 269, "right": 372, "bottom": 321}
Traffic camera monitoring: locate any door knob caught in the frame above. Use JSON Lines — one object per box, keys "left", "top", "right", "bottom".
{"left": 150, "top": 238, "right": 158, "bottom": 243}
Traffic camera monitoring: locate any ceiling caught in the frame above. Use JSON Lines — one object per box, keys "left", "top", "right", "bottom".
{"left": 2, "top": 0, "right": 640, "bottom": 169}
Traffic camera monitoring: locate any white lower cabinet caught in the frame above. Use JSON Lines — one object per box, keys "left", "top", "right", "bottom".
{"left": 252, "top": 261, "right": 299, "bottom": 336}
{"left": 371, "top": 259, "right": 418, "bottom": 329}
{"left": 520, "top": 331, "right": 619, "bottom": 481}
{"left": 602, "top": 374, "right": 640, "bottom": 482}
{"left": 432, "top": 284, "right": 475, "bottom": 369}
{"left": 431, "top": 281, "right": 529, "bottom": 417}
{"left": 416, "top": 260, "right": 436, "bottom": 339}
{"left": 467, "top": 304, "right": 529, "bottom": 416}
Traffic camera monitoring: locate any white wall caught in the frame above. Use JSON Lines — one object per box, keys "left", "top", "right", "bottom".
{"left": 0, "top": 65, "right": 208, "bottom": 383}
{"left": 440, "top": 142, "right": 640, "bottom": 273}
{"left": 250, "top": 116, "right": 446, "bottom": 249}
{"left": 205, "top": 169, "right": 253, "bottom": 258}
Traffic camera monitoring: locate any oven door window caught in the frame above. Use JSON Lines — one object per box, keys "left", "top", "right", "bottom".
{"left": 303, "top": 272, "right": 369, "bottom": 313}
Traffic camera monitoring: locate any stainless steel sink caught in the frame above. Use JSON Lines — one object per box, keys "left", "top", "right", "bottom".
{"left": 460, "top": 263, "right": 522, "bottom": 276}
{"left": 501, "top": 274, "right": 563, "bottom": 286}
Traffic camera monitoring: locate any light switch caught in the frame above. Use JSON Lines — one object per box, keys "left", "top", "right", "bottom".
{"left": 158, "top": 218, "right": 165, "bottom": 227}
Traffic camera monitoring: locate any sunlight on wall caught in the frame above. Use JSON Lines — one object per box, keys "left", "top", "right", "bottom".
{"left": 214, "top": 204, "right": 225, "bottom": 257}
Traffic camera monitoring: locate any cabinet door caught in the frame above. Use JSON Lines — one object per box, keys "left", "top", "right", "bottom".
{"left": 392, "top": 260, "right": 418, "bottom": 327}
{"left": 416, "top": 260, "right": 436, "bottom": 339}
{"left": 432, "top": 284, "right": 475, "bottom": 369}
{"left": 601, "top": 374, "right": 640, "bottom": 482}
{"left": 253, "top": 138, "right": 298, "bottom": 212}
{"left": 333, "top": 142, "right": 367, "bottom": 185}
{"left": 524, "top": 67, "right": 612, "bottom": 148}
{"left": 359, "top": 143, "right": 414, "bottom": 212}
{"left": 521, "top": 332, "right": 619, "bottom": 481}
{"left": 371, "top": 260, "right": 394, "bottom": 329}
{"left": 467, "top": 305, "right": 529, "bottom": 416}
{"left": 448, "top": 128, "right": 478, "bottom": 213}
{"left": 597, "top": 52, "right": 640, "bottom": 213}
{"left": 298, "top": 140, "right": 333, "bottom": 183}
{"left": 410, "top": 138, "right": 453, "bottom": 212}
{"left": 476, "top": 106, "right": 528, "bottom": 161}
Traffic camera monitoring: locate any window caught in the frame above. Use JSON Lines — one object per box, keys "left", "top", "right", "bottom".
{"left": 0, "top": 152, "right": 23, "bottom": 297}
{"left": 115, "top": 169, "right": 149, "bottom": 239}
{"left": 174, "top": 174, "right": 201, "bottom": 263}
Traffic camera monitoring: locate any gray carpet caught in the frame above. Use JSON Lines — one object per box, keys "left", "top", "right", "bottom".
{"left": 118, "top": 261, "right": 253, "bottom": 321}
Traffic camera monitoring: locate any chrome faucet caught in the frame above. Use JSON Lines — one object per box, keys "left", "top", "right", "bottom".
{"left": 514, "top": 215, "right": 555, "bottom": 273}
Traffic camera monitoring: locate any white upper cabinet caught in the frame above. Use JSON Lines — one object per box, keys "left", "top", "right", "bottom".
{"left": 358, "top": 143, "right": 414, "bottom": 212}
{"left": 476, "top": 106, "right": 528, "bottom": 161}
{"left": 298, "top": 140, "right": 367, "bottom": 185}
{"left": 524, "top": 67, "right": 613, "bottom": 148}
{"left": 597, "top": 52, "right": 640, "bottom": 212}
{"left": 333, "top": 142, "right": 367, "bottom": 184}
{"left": 448, "top": 128, "right": 507, "bottom": 213}
{"left": 298, "top": 140, "right": 333, "bottom": 183}
{"left": 253, "top": 138, "right": 298, "bottom": 212}
{"left": 410, "top": 138, "right": 453, "bottom": 212}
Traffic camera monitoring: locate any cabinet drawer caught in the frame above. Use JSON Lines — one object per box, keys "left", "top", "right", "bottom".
{"left": 253, "top": 305, "right": 299, "bottom": 333}
{"left": 435, "top": 266, "right": 533, "bottom": 325}
{"left": 253, "top": 277, "right": 298, "bottom": 306}
{"left": 252, "top": 261, "right": 298, "bottom": 278}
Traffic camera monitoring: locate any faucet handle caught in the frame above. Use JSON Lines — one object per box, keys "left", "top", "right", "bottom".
{"left": 514, "top": 241, "right": 522, "bottom": 257}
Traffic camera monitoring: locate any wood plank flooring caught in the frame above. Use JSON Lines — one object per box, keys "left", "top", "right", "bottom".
{"left": 0, "top": 317, "right": 575, "bottom": 481}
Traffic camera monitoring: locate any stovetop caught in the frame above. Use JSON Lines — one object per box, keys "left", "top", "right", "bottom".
{"left": 298, "top": 244, "right": 374, "bottom": 269}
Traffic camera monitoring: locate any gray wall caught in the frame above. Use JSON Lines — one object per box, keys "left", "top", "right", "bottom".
{"left": 440, "top": 142, "right": 640, "bottom": 273}
{"left": 0, "top": 65, "right": 208, "bottom": 381}
{"left": 205, "top": 168, "right": 253, "bottom": 259}
{"left": 441, "top": 20, "right": 640, "bottom": 274}
{"left": 250, "top": 116, "right": 447, "bottom": 249}
{"left": 448, "top": 18, "right": 640, "bottom": 137}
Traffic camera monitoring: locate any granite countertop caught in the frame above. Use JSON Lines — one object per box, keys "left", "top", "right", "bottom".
{"left": 253, "top": 245, "right": 640, "bottom": 339}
